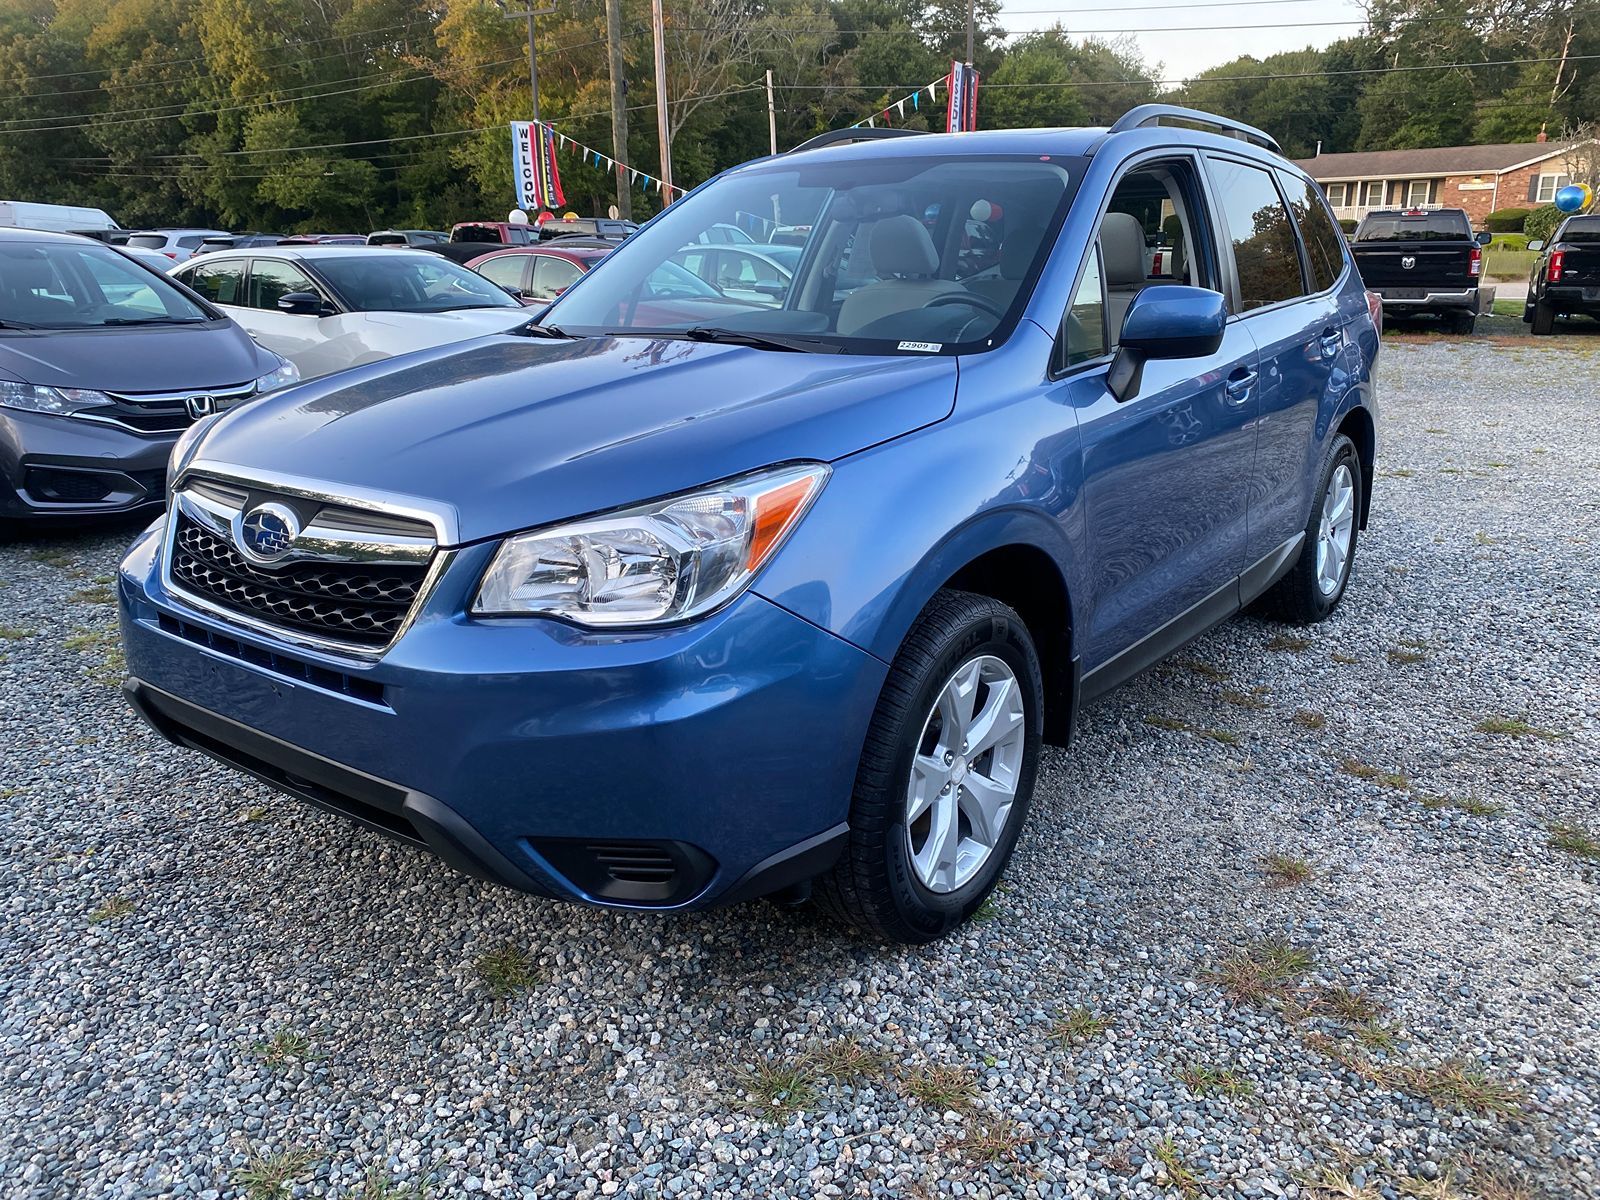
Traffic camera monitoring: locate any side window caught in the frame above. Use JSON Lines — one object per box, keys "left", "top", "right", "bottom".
{"left": 184, "top": 260, "right": 245, "bottom": 305}
{"left": 1207, "top": 158, "right": 1307, "bottom": 311}
{"left": 476, "top": 255, "right": 529, "bottom": 291}
{"left": 1277, "top": 171, "right": 1346, "bottom": 294}
{"left": 247, "top": 260, "right": 319, "bottom": 310}
{"left": 1059, "top": 249, "right": 1108, "bottom": 370}
{"left": 531, "top": 256, "right": 583, "bottom": 298}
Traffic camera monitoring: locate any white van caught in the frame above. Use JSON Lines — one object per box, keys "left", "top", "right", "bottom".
{"left": 0, "top": 200, "right": 120, "bottom": 234}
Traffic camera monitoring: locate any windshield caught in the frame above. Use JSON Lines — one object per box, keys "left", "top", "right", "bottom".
{"left": 544, "top": 154, "right": 1081, "bottom": 354}
{"left": 0, "top": 241, "right": 212, "bottom": 329}
{"left": 314, "top": 255, "right": 523, "bottom": 313}
{"left": 1355, "top": 213, "right": 1471, "bottom": 242}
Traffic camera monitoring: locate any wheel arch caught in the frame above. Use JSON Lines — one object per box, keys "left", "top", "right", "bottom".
{"left": 1334, "top": 402, "right": 1376, "bottom": 530}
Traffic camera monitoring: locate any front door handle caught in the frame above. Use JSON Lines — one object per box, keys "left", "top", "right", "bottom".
{"left": 1225, "top": 368, "right": 1257, "bottom": 403}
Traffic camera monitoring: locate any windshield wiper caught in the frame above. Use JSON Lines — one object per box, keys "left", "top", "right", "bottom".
{"left": 512, "top": 321, "right": 581, "bottom": 339}
{"left": 0, "top": 319, "right": 37, "bottom": 330}
{"left": 683, "top": 326, "right": 842, "bottom": 354}
{"left": 100, "top": 316, "right": 209, "bottom": 326}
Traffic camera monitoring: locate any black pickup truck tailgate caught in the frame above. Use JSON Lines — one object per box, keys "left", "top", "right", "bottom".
{"left": 1352, "top": 242, "right": 1475, "bottom": 288}
{"left": 1554, "top": 245, "right": 1600, "bottom": 286}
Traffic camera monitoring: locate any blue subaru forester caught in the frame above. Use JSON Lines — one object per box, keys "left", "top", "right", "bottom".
{"left": 119, "top": 106, "right": 1379, "bottom": 943}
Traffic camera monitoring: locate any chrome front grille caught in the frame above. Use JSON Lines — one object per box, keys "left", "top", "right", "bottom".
{"left": 163, "top": 477, "right": 440, "bottom": 654}
{"left": 76, "top": 384, "right": 257, "bottom": 436}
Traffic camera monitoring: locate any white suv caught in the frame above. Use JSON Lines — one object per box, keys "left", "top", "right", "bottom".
{"left": 124, "top": 228, "right": 232, "bottom": 263}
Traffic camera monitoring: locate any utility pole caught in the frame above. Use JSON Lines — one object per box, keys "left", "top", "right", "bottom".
{"left": 605, "top": 0, "right": 631, "bottom": 219}
{"left": 765, "top": 69, "right": 777, "bottom": 156}
{"left": 650, "top": 0, "right": 673, "bottom": 200}
{"left": 496, "top": 1, "right": 555, "bottom": 127}
{"left": 965, "top": 0, "right": 974, "bottom": 65}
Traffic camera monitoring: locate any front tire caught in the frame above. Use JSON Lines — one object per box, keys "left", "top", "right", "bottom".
{"left": 815, "top": 590, "right": 1043, "bottom": 943}
{"left": 1256, "top": 435, "right": 1362, "bottom": 626}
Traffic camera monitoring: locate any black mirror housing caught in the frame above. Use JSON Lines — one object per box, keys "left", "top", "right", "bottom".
{"left": 277, "top": 291, "right": 325, "bottom": 316}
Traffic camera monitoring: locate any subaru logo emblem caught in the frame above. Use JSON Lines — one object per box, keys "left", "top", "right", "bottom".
{"left": 185, "top": 394, "right": 216, "bottom": 420}
{"left": 1401, "top": 255, "right": 1416, "bottom": 270}
{"left": 233, "top": 502, "right": 300, "bottom": 564}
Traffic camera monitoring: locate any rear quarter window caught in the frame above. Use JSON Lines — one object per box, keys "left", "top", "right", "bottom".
{"left": 1277, "top": 171, "right": 1347, "bottom": 293}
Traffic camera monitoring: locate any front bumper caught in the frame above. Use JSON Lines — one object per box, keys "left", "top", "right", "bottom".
{"left": 1373, "top": 285, "right": 1494, "bottom": 314}
{"left": 117, "top": 519, "right": 887, "bottom": 909}
{"left": 0, "top": 408, "right": 172, "bottom": 520}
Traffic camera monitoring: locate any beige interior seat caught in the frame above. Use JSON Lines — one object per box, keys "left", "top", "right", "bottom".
{"left": 837, "top": 214, "right": 961, "bottom": 335}
{"left": 1099, "top": 211, "right": 1149, "bottom": 339}
{"left": 969, "top": 231, "right": 1039, "bottom": 311}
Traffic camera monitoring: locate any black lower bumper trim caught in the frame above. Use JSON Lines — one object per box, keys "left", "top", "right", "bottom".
{"left": 718, "top": 823, "right": 849, "bottom": 905}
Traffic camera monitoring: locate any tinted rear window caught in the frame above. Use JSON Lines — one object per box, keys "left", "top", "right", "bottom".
{"left": 1355, "top": 213, "right": 1471, "bottom": 242}
{"left": 1560, "top": 218, "right": 1600, "bottom": 244}
{"left": 126, "top": 234, "right": 167, "bottom": 249}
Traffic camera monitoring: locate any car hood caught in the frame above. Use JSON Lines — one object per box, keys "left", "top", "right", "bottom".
{"left": 353, "top": 308, "right": 536, "bottom": 337}
{"left": 0, "top": 321, "right": 272, "bottom": 392}
{"left": 193, "top": 333, "right": 956, "bottom": 544}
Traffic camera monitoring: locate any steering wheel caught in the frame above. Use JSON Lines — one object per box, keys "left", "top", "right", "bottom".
{"left": 921, "top": 292, "right": 1005, "bottom": 319}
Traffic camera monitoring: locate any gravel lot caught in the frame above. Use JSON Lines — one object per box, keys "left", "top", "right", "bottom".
{"left": 2, "top": 331, "right": 1598, "bottom": 1200}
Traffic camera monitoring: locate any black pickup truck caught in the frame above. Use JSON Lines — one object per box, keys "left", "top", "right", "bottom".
{"left": 1349, "top": 207, "right": 1494, "bottom": 334}
{"left": 1525, "top": 214, "right": 1600, "bottom": 334}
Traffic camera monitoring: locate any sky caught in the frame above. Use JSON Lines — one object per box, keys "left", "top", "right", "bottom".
{"left": 998, "top": 0, "right": 1372, "bottom": 81}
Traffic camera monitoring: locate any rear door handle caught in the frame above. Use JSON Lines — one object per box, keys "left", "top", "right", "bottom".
{"left": 1225, "top": 368, "right": 1257, "bottom": 403}
{"left": 1317, "top": 327, "right": 1343, "bottom": 357}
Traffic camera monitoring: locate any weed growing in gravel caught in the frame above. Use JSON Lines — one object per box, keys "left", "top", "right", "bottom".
{"left": 1293, "top": 710, "right": 1328, "bottom": 731}
{"left": 1144, "top": 714, "right": 1192, "bottom": 732}
{"left": 1383, "top": 468, "right": 1415, "bottom": 478}
{"left": 947, "top": 1119, "right": 1029, "bottom": 1167}
{"left": 1387, "top": 1061, "right": 1522, "bottom": 1115}
{"left": 357, "top": 1167, "right": 430, "bottom": 1199}
{"left": 238, "top": 807, "right": 271, "bottom": 823}
{"left": 63, "top": 627, "right": 126, "bottom": 686}
{"left": 904, "top": 1063, "right": 977, "bottom": 1111}
{"left": 1051, "top": 1007, "right": 1110, "bottom": 1045}
{"left": 1473, "top": 716, "right": 1565, "bottom": 739}
{"left": 235, "top": 1149, "right": 315, "bottom": 1199}
{"left": 69, "top": 584, "right": 116, "bottom": 605}
{"left": 1259, "top": 854, "right": 1314, "bottom": 887}
{"left": 971, "top": 895, "right": 1002, "bottom": 922}
{"left": 1419, "top": 793, "right": 1502, "bottom": 817}
{"left": 1318, "top": 987, "right": 1387, "bottom": 1025}
{"left": 1330, "top": 651, "right": 1359, "bottom": 664}
{"left": 1199, "top": 728, "right": 1241, "bottom": 746}
{"left": 1153, "top": 1138, "right": 1204, "bottom": 1198}
{"left": 88, "top": 895, "right": 134, "bottom": 923}
{"left": 740, "top": 1056, "right": 819, "bottom": 1118}
{"left": 1352, "top": 1021, "right": 1400, "bottom": 1052}
{"left": 254, "top": 1029, "right": 316, "bottom": 1070}
{"left": 1548, "top": 822, "right": 1600, "bottom": 860}
{"left": 473, "top": 943, "right": 539, "bottom": 998}
{"left": 807, "top": 1036, "right": 889, "bottom": 1082}
{"left": 1221, "top": 687, "right": 1270, "bottom": 710}
{"left": 1302, "top": 1166, "right": 1384, "bottom": 1199}
{"left": 1209, "top": 939, "right": 1314, "bottom": 1006}
{"left": 0, "top": 625, "right": 33, "bottom": 640}
{"left": 27, "top": 547, "right": 74, "bottom": 567}
{"left": 1387, "top": 646, "right": 1429, "bottom": 665}
{"left": 1179, "top": 1064, "right": 1254, "bottom": 1098}
{"left": 1341, "top": 758, "right": 1410, "bottom": 789}
{"left": 1267, "top": 634, "right": 1312, "bottom": 652}
{"left": 1176, "top": 658, "right": 1230, "bottom": 680}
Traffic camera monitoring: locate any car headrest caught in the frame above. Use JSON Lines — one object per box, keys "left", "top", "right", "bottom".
{"left": 868, "top": 214, "right": 941, "bottom": 278}
{"left": 7, "top": 257, "right": 59, "bottom": 292}
{"left": 1099, "top": 212, "right": 1147, "bottom": 287}
{"left": 999, "top": 227, "right": 1038, "bottom": 281}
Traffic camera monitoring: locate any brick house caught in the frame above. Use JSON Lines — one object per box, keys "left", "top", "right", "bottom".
{"left": 1291, "top": 139, "right": 1597, "bottom": 228}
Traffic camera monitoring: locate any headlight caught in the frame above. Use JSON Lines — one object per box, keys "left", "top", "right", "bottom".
{"left": 254, "top": 355, "right": 300, "bottom": 393}
{"left": 166, "top": 411, "right": 224, "bottom": 494}
{"left": 473, "top": 463, "right": 829, "bottom": 626}
{"left": 0, "top": 381, "right": 112, "bottom": 415}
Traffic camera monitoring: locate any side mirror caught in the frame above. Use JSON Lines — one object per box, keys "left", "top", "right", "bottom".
{"left": 1527, "top": 239, "right": 1546, "bottom": 252}
{"left": 277, "top": 291, "right": 325, "bottom": 316}
{"left": 1108, "top": 286, "right": 1227, "bottom": 402}
{"left": 1475, "top": 231, "right": 1493, "bottom": 246}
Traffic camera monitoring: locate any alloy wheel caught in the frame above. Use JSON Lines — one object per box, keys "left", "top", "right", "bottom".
{"left": 1316, "top": 463, "right": 1356, "bottom": 597}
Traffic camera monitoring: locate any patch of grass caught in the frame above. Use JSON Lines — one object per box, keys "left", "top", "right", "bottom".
{"left": 0, "top": 625, "right": 33, "bottom": 640}
{"left": 1293, "top": 709, "right": 1328, "bottom": 730}
{"left": 238, "top": 806, "right": 271, "bottom": 823}
{"left": 1419, "top": 793, "right": 1502, "bottom": 817}
{"left": 1352, "top": 1020, "right": 1400, "bottom": 1053}
{"left": 904, "top": 1063, "right": 977, "bottom": 1111}
{"left": 357, "top": 1167, "right": 429, "bottom": 1199}
{"left": 1548, "top": 822, "right": 1600, "bottom": 860}
{"left": 1144, "top": 714, "right": 1192, "bottom": 732}
{"left": 69, "top": 584, "right": 116, "bottom": 605}
{"left": 1387, "top": 646, "right": 1429, "bottom": 665}
{"left": 1330, "top": 651, "right": 1359, "bottom": 664}
{"left": 740, "top": 1056, "right": 819, "bottom": 1118}
{"left": 1198, "top": 727, "right": 1241, "bottom": 746}
{"left": 948, "top": 1119, "right": 1028, "bottom": 1167}
{"left": 235, "top": 1149, "right": 315, "bottom": 1200}
{"left": 1382, "top": 468, "right": 1415, "bottom": 478}
{"left": 1473, "top": 716, "right": 1565, "bottom": 739}
{"left": 1179, "top": 1063, "right": 1255, "bottom": 1097}
{"left": 1153, "top": 1138, "right": 1204, "bottom": 1198}
{"left": 1267, "top": 634, "right": 1312, "bottom": 652}
{"left": 1259, "top": 853, "right": 1314, "bottom": 887}
{"left": 254, "top": 1028, "right": 316, "bottom": 1070}
{"left": 970, "top": 895, "right": 1002, "bottom": 922}
{"left": 1341, "top": 758, "right": 1410, "bottom": 789}
{"left": 807, "top": 1036, "right": 888, "bottom": 1082}
{"left": 1176, "top": 658, "right": 1230, "bottom": 680}
{"left": 63, "top": 626, "right": 126, "bottom": 686}
{"left": 1209, "top": 939, "right": 1314, "bottom": 1006}
{"left": 473, "top": 942, "right": 539, "bottom": 998}
{"left": 1464, "top": 1167, "right": 1537, "bottom": 1200}
{"left": 1302, "top": 1166, "right": 1385, "bottom": 1199}
{"left": 27, "top": 547, "right": 75, "bottom": 567}
{"left": 88, "top": 895, "right": 135, "bottom": 923}
{"left": 1050, "top": 1007, "right": 1110, "bottom": 1045}
{"left": 1388, "top": 1061, "right": 1522, "bottom": 1115}
{"left": 1318, "top": 986, "right": 1386, "bottom": 1025}
{"left": 1221, "top": 687, "right": 1270, "bottom": 710}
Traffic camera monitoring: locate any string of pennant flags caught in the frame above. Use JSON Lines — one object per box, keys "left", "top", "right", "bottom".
{"left": 848, "top": 62, "right": 980, "bottom": 134}
{"left": 849, "top": 73, "right": 945, "bottom": 131}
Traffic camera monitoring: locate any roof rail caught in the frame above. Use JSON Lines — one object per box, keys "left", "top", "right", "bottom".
{"left": 1107, "top": 104, "right": 1281, "bottom": 155}
{"left": 788, "top": 127, "right": 927, "bottom": 155}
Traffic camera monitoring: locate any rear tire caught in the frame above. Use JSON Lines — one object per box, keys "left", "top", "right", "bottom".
{"left": 814, "top": 590, "right": 1042, "bottom": 944}
{"left": 1256, "top": 435, "right": 1362, "bottom": 626}
{"left": 1530, "top": 300, "right": 1556, "bottom": 335}
{"left": 1447, "top": 312, "right": 1475, "bottom": 336}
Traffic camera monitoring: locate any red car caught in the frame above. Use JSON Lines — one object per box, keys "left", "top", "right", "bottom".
{"left": 466, "top": 245, "right": 613, "bottom": 304}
